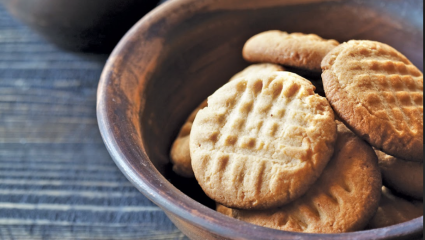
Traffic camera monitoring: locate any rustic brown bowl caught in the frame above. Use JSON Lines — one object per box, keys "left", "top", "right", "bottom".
{"left": 97, "top": 0, "right": 424, "bottom": 239}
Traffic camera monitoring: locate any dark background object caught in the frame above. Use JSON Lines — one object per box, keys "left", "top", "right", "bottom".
{"left": 98, "top": 0, "right": 423, "bottom": 239}
{"left": 1, "top": 0, "right": 160, "bottom": 53}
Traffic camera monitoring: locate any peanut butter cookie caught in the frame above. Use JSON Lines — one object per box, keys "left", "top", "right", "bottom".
{"left": 322, "top": 40, "right": 423, "bottom": 162}
{"left": 367, "top": 186, "right": 423, "bottom": 229}
{"left": 170, "top": 99, "right": 208, "bottom": 177}
{"left": 217, "top": 122, "right": 382, "bottom": 233}
{"left": 243, "top": 31, "right": 339, "bottom": 72}
{"left": 191, "top": 71, "right": 336, "bottom": 209}
{"left": 375, "top": 150, "right": 423, "bottom": 200}
{"left": 170, "top": 64, "right": 284, "bottom": 177}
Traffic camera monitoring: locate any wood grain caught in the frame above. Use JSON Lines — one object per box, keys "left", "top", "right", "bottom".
{"left": 0, "top": 3, "right": 187, "bottom": 240}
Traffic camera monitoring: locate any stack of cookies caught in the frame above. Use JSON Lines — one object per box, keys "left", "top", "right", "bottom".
{"left": 170, "top": 30, "right": 423, "bottom": 234}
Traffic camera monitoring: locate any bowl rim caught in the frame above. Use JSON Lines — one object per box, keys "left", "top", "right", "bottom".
{"left": 97, "top": 0, "right": 424, "bottom": 239}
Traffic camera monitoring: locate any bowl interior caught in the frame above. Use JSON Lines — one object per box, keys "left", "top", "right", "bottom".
{"left": 141, "top": 0, "right": 423, "bottom": 208}
{"left": 99, "top": 0, "right": 423, "bottom": 238}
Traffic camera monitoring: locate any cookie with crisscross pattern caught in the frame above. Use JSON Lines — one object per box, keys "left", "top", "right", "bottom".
{"left": 217, "top": 122, "right": 382, "bottom": 233}
{"left": 190, "top": 71, "right": 336, "bottom": 209}
{"left": 170, "top": 64, "right": 285, "bottom": 177}
{"left": 322, "top": 40, "right": 423, "bottom": 162}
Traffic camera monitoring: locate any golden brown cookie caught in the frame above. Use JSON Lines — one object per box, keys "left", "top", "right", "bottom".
{"left": 367, "top": 186, "right": 423, "bottom": 229}
{"left": 170, "top": 64, "right": 285, "bottom": 177}
{"left": 190, "top": 71, "right": 336, "bottom": 210}
{"left": 322, "top": 40, "right": 424, "bottom": 162}
{"left": 243, "top": 30, "right": 339, "bottom": 72}
{"left": 170, "top": 100, "right": 208, "bottom": 177}
{"left": 216, "top": 203, "right": 233, "bottom": 217}
{"left": 375, "top": 150, "right": 423, "bottom": 200}
{"left": 229, "top": 63, "right": 286, "bottom": 82}
{"left": 217, "top": 122, "right": 382, "bottom": 233}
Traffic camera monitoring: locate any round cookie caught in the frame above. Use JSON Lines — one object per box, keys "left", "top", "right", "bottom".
{"left": 190, "top": 71, "right": 336, "bottom": 210}
{"left": 322, "top": 40, "right": 424, "bottom": 162}
{"left": 243, "top": 30, "right": 339, "bottom": 72}
{"left": 375, "top": 150, "right": 423, "bottom": 200}
{"left": 170, "top": 64, "right": 285, "bottom": 177}
{"left": 217, "top": 122, "right": 382, "bottom": 233}
{"left": 367, "top": 186, "right": 423, "bottom": 229}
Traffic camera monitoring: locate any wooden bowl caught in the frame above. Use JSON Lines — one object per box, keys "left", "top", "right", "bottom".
{"left": 97, "top": 0, "right": 423, "bottom": 239}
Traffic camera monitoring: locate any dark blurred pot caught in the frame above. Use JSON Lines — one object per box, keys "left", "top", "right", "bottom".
{"left": 1, "top": 0, "right": 160, "bottom": 53}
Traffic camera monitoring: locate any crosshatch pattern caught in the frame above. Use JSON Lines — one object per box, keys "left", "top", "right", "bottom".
{"left": 349, "top": 58, "right": 423, "bottom": 134}
{"left": 219, "top": 123, "right": 382, "bottom": 233}
{"left": 191, "top": 72, "right": 337, "bottom": 210}
{"left": 323, "top": 40, "right": 423, "bottom": 162}
{"left": 170, "top": 63, "right": 284, "bottom": 178}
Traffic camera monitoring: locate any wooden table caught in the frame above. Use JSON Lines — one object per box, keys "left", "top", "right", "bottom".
{"left": 0, "top": 3, "right": 188, "bottom": 239}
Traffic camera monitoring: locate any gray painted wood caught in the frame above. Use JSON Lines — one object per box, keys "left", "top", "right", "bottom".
{"left": 0, "top": 2, "right": 187, "bottom": 239}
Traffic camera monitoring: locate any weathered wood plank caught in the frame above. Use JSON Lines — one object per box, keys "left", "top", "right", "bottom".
{"left": 0, "top": 2, "right": 187, "bottom": 239}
